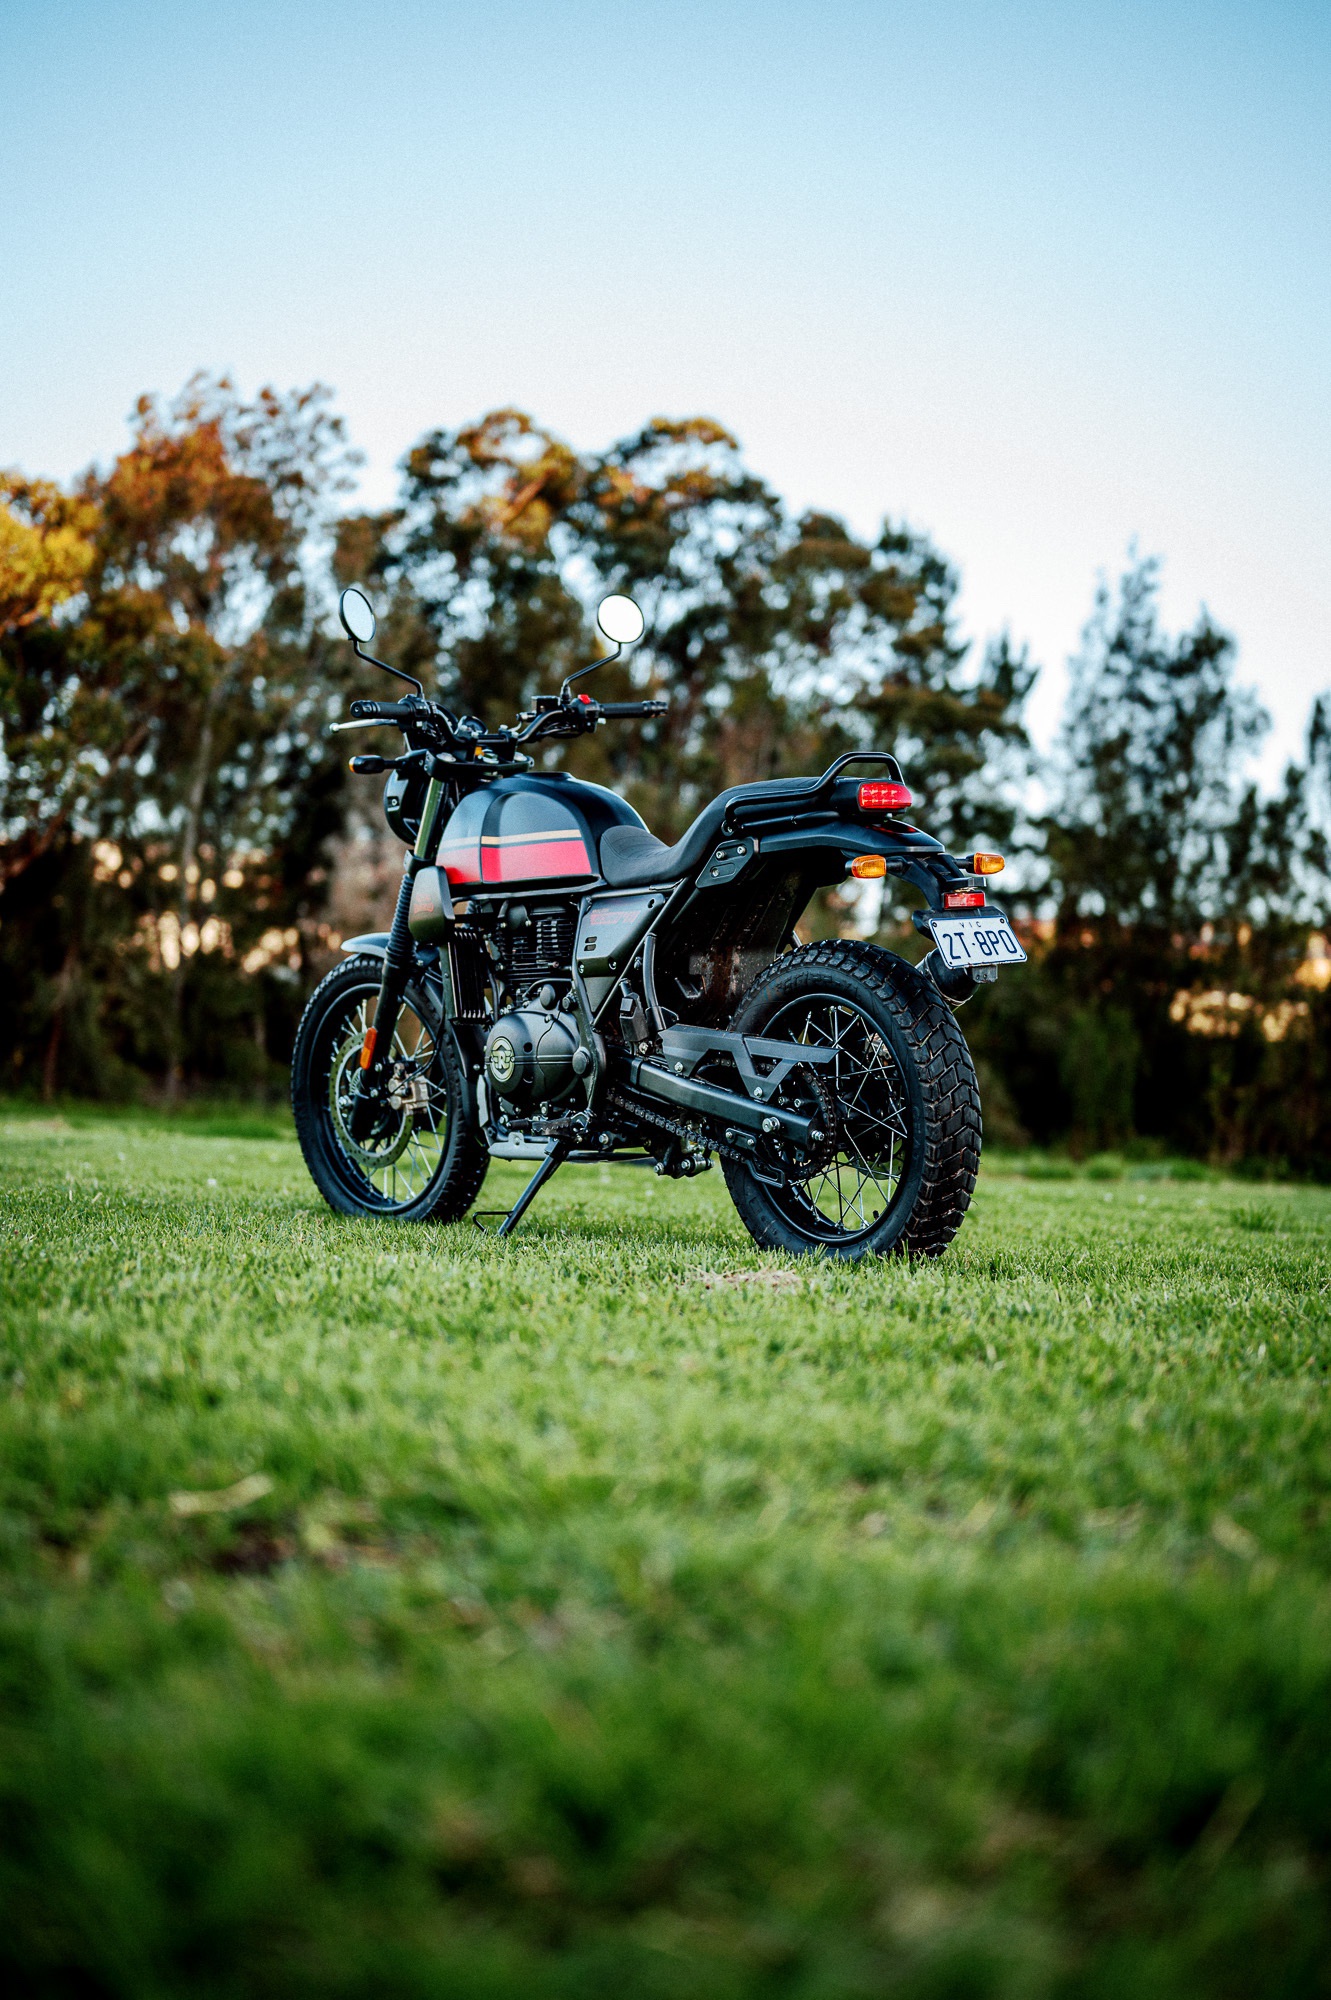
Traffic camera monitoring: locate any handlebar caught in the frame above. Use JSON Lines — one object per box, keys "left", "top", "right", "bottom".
{"left": 335, "top": 691, "right": 667, "bottom": 761}
{"left": 348, "top": 698, "right": 424, "bottom": 723}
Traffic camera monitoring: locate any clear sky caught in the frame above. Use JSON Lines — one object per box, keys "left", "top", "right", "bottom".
{"left": 2, "top": 0, "right": 1327, "bottom": 772}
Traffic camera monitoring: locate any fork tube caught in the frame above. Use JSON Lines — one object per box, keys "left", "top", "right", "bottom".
{"left": 348, "top": 863, "right": 418, "bottom": 1135}
{"left": 369, "top": 770, "right": 449, "bottom": 1059}
{"left": 413, "top": 777, "right": 446, "bottom": 861}
{"left": 353, "top": 778, "right": 449, "bottom": 1134}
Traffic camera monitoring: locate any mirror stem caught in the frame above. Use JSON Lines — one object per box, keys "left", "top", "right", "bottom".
{"left": 354, "top": 640, "right": 424, "bottom": 698}
{"left": 560, "top": 643, "right": 621, "bottom": 702}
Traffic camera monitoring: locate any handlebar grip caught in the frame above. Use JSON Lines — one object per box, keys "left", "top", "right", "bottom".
{"left": 598, "top": 700, "right": 668, "bottom": 718}
{"left": 348, "top": 698, "right": 420, "bottom": 722}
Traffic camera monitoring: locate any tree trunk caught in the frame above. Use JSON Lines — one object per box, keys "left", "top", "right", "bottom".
{"left": 166, "top": 674, "right": 228, "bottom": 1101}
{"left": 42, "top": 942, "right": 78, "bottom": 1102}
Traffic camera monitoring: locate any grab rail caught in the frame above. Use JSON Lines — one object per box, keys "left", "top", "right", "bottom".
{"left": 724, "top": 750, "right": 906, "bottom": 828}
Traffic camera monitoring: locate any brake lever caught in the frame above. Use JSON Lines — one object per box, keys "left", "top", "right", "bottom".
{"left": 515, "top": 706, "right": 585, "bottom": 742}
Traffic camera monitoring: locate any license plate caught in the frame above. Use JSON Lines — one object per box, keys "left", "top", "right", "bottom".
{"left": 927, "top": 912, "right": 1027, "bottom": 969}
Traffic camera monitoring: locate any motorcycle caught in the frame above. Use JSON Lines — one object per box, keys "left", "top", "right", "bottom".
{"left": 290, "top": 586, "right": 1026, "bottom": 1258}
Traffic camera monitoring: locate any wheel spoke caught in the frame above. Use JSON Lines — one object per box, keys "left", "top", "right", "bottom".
{"left": 762, "top": 989, "right": 912, "bottom": 1242}
{"left": 324, "top": 992, "right": 450, "bottom": 1214}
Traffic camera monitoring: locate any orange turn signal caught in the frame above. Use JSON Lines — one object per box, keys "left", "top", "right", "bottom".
{"left": 969, "top": 852, "right": 1005, "bottom": 875}
{"left": 850, "top": 854, "right": 887, "bottom": 880}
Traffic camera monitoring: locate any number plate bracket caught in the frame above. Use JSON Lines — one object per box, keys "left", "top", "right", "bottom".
{"left": 915, "top": 909, "right": 1027, "bottom": 970}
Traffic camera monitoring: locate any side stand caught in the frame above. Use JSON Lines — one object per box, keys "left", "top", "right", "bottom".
{"left": 472, "top": 1141, "right": 570, "bottom": 1240}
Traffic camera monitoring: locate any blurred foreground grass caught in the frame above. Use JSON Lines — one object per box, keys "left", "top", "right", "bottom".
{"left": 1, "top": 1107, "right": 1329, "bottom": 1997}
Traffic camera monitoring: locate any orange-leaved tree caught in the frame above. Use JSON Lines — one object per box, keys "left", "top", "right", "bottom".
{"left": 0, "top": 375, "right": 358, "bottom": 1096}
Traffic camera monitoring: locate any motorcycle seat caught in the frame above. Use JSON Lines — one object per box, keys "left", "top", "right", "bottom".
{"left": 597, "top": 776, "right": 830, "bottom": 889}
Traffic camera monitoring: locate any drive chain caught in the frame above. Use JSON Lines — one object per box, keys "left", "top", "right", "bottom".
{"left": 605, "top": 1086, "right": 752, "bottom": 1171}
{"left": 605, "top": 1075, "right": 836, "bottom": 1183}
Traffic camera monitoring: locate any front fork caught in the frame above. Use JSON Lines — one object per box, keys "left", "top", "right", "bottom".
{"left": 349, "top": 774, "right": 447, "bottom": 1140}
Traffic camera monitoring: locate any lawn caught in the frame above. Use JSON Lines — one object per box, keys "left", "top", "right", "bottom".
{"left": 1, "top": 1109, "right": 1329, "bottom": 1998}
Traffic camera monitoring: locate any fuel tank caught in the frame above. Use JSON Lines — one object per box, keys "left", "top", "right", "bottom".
{"left": 435, "top": 774, "right": 647, "bottom": 891}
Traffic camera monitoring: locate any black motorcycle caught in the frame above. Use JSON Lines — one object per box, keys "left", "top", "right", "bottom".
{"left": 290, "top": 587, "right": 1025, "bottom": 1257}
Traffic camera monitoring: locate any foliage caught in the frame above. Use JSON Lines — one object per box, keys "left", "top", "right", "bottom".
{"left": 1046, "top": 557, "right": 1267, "bottom": 930}
{"left": 960, "top": 561, "right": 1331, "bottom": 1168}
{"left": 372, "top": 410, "right": 1031, "bottom": 849}
{"left": 2, "top": 1116, "right": 1330, "bottom": 1994}
{"left": 0, "top": 376, "right": 359, "bottom": 1096}
{"left": 0, "top": 473, "right": 98, "bottom": 634}
{"left": 2, "top": 387, "right": 1329, "bottom": 1170}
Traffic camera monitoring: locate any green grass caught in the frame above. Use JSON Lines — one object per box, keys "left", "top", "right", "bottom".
{"left": 1, "top": 1108, "right": 1329, "bottom": 1998}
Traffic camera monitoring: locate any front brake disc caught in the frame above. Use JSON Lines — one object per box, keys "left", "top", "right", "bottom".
{"left": 329, "top": 1031, "right": 413, "bottom": 1171}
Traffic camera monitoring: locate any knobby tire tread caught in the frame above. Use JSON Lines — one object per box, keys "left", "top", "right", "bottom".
{"left": 731, "top": 939, "right": 982, "bottom": 1259}
{"left": 291, "top": 955, "right": 488, "bottom": 1225}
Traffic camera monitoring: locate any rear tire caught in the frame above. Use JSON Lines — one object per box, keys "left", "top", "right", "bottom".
{"left": 291, "top": 956, "right": 488, "bottom": 1223}
{"left": 720, "top": 940, "right": 981, "bottom": 1260}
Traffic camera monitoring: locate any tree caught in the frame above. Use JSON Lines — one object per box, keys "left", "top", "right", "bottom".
{"left": 963, "top": 556, "right": 1331, "bottom": 1164}
{"left": 772, "top": 513, "right": 1037, "bottom": 864}
{"left": 374, "top": 410, "right": 1035, "bottom": 859}
{"left": 0, "top": 376, "right": 359, "bottom": 1096}
{"left": 392, "top": 408, "right": 590, "bottom": 727}
{"left": 0, "top": 395, "right": 1042, "bottom": 1114}
{"left": 1044, "top": 557, "right": 1267, "bottom": 933}
{"left": 0, "top": 475, "right": 98, "bottom": 637}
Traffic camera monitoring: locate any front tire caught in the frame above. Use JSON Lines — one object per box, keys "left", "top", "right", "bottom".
{"left": 720, "top": 940, "right": 981, "bottom": 1260}
{"left": 291, "top": 956, "right": 488, "bottom": 1223}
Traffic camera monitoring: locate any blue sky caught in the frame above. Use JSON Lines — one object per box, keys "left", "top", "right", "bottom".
{"left": 2, "top": 0, "right": 1327, "bottom": 770}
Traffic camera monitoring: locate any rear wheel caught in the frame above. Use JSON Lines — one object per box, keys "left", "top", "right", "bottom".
{"left": 291, "top": 956, "right": 488, "bottom": 1222}
{"left": 720, "top": 940, "right": 980, "bottom": 1260}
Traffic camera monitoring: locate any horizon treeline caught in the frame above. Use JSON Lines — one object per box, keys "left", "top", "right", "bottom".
{"left": 2, "top": 376, "right": 1329, "bottom": 1170}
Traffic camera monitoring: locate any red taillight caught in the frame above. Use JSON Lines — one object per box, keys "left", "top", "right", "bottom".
{"left": 943, "top": 890, "right": 985, "bottom": 909}
{"left": 858, "top": 781, "right": 912, "bottom": 814}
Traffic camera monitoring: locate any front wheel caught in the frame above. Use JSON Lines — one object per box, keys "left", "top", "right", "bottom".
{"left": 291, "top": 956, "right": 488, "bottom": 1222}
{"left": 720, "top": 941, "right": 981, "bottom": 1260}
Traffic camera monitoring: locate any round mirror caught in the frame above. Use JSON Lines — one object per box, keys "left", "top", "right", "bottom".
{"left": 339, "top": 586, "right": 377, "bottom": 646}
{"left": 596, "top": 594, "right": 645, "bottom": 647}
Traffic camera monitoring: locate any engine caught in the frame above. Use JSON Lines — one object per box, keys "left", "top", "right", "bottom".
{"left": 491, "top": 902, "right": 578, "bottom": 997}
{"left": 483, "top": 1004, "right": 582, "bottom": 1110}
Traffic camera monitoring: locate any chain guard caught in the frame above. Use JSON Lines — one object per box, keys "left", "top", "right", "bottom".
{"left": 607, "top": 1058, "right": 839, "bottom": 1186}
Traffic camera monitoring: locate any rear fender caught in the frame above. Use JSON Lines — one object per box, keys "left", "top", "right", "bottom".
{"left": 753, "top": 820, "right": 971, "bottom": 909}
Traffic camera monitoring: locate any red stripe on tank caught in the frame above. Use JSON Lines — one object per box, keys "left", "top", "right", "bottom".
{"left": 480, "top": 833, "right": 591, "bottom": 883}
{"left": 437, "top": 839, "right": 482, "bottom": 886}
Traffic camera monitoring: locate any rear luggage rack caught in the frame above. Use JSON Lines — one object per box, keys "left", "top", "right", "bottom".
{"left": 724, "top": 751, "right": 906, "bottom": 831}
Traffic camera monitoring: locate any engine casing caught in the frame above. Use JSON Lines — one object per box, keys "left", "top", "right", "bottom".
{"left": 484, "top": 1007, "right": 581, "bottom": 1109}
